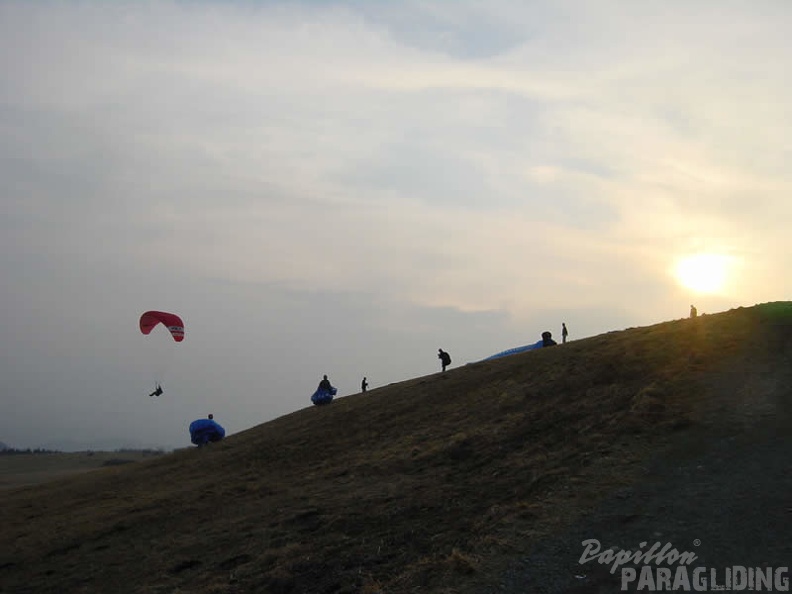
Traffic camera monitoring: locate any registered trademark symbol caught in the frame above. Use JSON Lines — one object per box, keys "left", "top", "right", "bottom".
{"left": 693, "top": 539, "right": 701, "bottom": 547}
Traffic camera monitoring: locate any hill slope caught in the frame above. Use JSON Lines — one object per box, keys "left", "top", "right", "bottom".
{"left": 2, "top": 303, "right": 792, "bottom": 593}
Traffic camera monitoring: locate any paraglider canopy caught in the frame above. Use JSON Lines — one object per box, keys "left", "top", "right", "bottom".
{"left": 189, "top": 417, "right": 225, "bottom": 446}
{"left": 311, "top": 386, "right": 337, "bottom": 405}
{"left": 483, "top": 341, "right": 542, "bottom": 361}
{"left": 311, "top": 377, "right": 337, "bottom": 405}
{"left": 139, "top": 311, "right": 185, "bottom": 342}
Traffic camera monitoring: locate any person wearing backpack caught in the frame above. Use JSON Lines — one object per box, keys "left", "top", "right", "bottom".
{"left": 438, "top": 348, "right": 452, "bottom": 372}
{"left": 541, "top": 331, "right": 557, "bottom": 347}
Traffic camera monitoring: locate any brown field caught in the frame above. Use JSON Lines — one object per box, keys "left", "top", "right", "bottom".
{"left": 1, "top": 302, "right": 791, "bottom": 593}
{"left": 0, "top": 451, "right": 165, "bottom": 490}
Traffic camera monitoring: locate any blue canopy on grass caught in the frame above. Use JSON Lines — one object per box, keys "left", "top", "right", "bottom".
{"left": 311, "top": 386, "right": 337, "bottom": 406}
{"left": 189, "top": 418, "right": 225, "bottom": 446}
{"left": 483, "top": 340, "right": 544, "bottom": 361}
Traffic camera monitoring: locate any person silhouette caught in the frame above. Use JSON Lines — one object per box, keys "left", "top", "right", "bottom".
{"left": 361, "top": 377, "right": 369, "bottom": 393}
{"left": 561, "top": 323, "right": 568, "bottom": 344}
{"left": 149, "top": 384, "right": 163, "bottom": 397}
{"left": 690, "top": 305, "right": 698, "bottom": 318}
{"left": 312, "top": 375, "right": 336, "bottom": 406}
{"left": 438, "top": 349, "right": 451, "bottom": 372}
{"left": 541, "top": 331, "right": 557, "bottom": 347}
{"left": 318, "top": 375, "right": 333, "bottom": 392}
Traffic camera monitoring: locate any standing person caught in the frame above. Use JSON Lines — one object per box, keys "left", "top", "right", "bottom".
{"left": 690, "top": 305, "right": 698, "bottom": 318}
{"left": 561, "top": 323, "right": 569, "bottom": 344}
{"left": 438, "top": 348, "right": 452, "bottom": 372}
{"left": 361, "top": 377, "right": 368, "bottom": 393}
{"left": 318, "top": 375, "right": 333, "bottom": 392}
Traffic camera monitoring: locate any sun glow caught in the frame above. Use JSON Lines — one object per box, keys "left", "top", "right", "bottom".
{"left": 674, "top": 253, "right": 732, "bottom": 294}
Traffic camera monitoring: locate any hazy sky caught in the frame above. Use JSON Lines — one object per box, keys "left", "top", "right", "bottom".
{"left": 1, "top": 1, "right": 790, "bottom": 450}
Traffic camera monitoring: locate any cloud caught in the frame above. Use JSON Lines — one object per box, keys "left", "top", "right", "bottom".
{"left": 1, "top": 0, "right": 790, "bottom": 449}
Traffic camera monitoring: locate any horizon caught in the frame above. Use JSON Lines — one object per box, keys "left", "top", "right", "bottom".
{"left": 1, "top": 1, "right": 790, "bottom": 450}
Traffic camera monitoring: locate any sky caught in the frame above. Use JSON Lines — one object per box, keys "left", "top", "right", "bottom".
{"left": 1, "top": 0, "right": 790, "bottom": 451}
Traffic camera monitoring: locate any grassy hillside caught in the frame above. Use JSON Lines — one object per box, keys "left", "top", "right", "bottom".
{"left": 2, "top": 302, "right": 791, "bottom": 594}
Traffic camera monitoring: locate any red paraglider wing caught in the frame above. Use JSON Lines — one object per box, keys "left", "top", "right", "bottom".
{"left": 139, "top": 311, "right": 185, "bottom": 342}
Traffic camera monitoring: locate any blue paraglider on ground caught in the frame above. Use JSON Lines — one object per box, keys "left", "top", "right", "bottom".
{"left": 311, "top": 386, "right": 337, "bottom": 405}
{"left": 189, "top": 417, "right": 225, "bottom": 446}
{"left": 483, "top": 340, "right": 543, "bottom": 361}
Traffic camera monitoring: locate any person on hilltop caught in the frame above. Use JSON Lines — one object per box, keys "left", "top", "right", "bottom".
{"left": 361, "top": 377, "right": 369, "bottom": 393}
{"left": 311, "top": 375, "right": 337, "bottom": 406}
{"left": 561, "top": 323, "right": 569, "bottom": 344}
{"left": 690, "top": 305, "right": 698, "bottom": 318}
{"left": 438, "top": 348, "right": 452, "bottom": 372}
{"left": 541, "top": 331, "right": 557, "bottom": 347}
{"left": 318, "top": 375, "right": 333, "bottom": 392}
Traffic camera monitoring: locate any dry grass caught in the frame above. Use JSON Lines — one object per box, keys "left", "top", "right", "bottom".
{"left": 0, "top": 451, "right": 164, "bottom": 489}
{"left": 2, "top": 302, "right": 791, "bottom": 594}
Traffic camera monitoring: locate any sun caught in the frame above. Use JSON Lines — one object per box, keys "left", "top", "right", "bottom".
{"left": 674, "top": 253, "right": 732, "bottom": 294}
